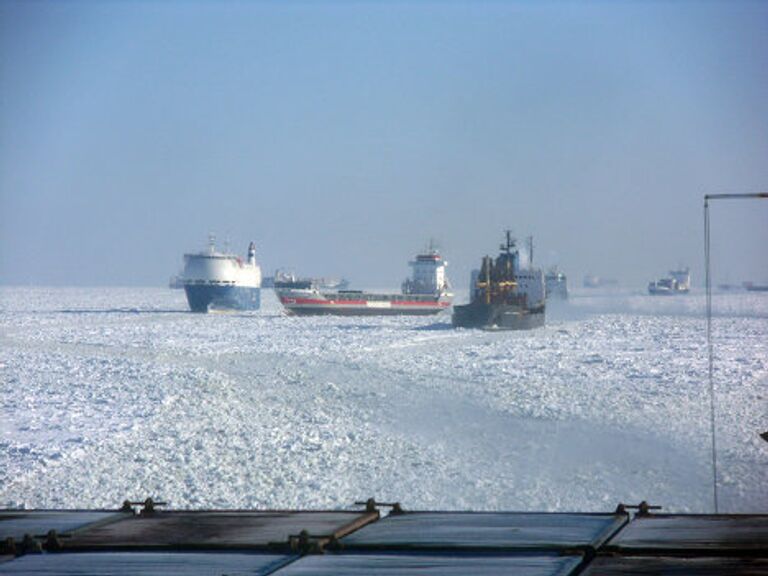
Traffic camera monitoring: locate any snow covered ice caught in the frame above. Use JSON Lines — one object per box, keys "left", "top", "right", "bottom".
{"left": 1, "top": 287, "right": 766, "bottom": 513}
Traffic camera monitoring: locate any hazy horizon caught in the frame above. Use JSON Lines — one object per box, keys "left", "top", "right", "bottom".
{"left": 1, "top": 1, "right": 766, "bottom": 289}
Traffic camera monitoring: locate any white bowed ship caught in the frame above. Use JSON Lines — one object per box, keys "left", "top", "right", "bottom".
{"left": 181, "top": 236, "right": 262, "bottom": 312}
{"left": 274, "top": 247, "right": 453, "bottom": 316}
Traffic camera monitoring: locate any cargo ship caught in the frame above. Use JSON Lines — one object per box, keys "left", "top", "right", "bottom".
{"left": 181, "top": 235, "right": 262, "bottom": 312}
{"left": 453, "top": 231, "right": 545, "bottom": 330}
{"left": 648, "top": 267, "right": 690, "bottom": 295}
{"left": 274, "top": 247, "right": 452, "bottom": 316}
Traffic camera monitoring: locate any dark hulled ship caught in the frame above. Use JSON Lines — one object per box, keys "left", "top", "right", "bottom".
{"left": 452, "top": 231, "right": 545, "bottom": 330}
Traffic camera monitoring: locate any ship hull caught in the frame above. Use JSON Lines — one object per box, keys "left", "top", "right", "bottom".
{"left": 276, "top": 290, "right": 451, "bottom": 316}
{"left": 452, "top": 301, "right": 545, "bottom": 330}
{"left": 184, "top": 285, "right": 261, "bottom": 313}
{"left": 648, "top": 286, "right": 689, "bottom": 296}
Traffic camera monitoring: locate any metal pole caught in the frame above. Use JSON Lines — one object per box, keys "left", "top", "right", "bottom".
{"left": 702, "top": 192, "right": 767, "bottom": 514}
{"left": 704, "top": 198, "right": 718, "bottom": 513}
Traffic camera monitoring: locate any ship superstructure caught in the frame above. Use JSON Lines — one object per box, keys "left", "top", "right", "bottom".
{"left": 453, "top": 231, "right": 545, "bottom": 330}
{"left": 182, "top": 235, "right": 262, "bottom": 312}
{"left": 274, "top": 246, "right": 452, "bottom": 316}
{"left": 402, "top": 246, "right": 451, "bottom": 296}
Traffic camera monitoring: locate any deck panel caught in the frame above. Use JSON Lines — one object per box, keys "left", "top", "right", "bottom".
{"left": 605, "top": 514, "right": 768, "bottom": 554}
{"left": 0, "top": 551, "right": 295, "bottom": 575}
{"left": 63, "top": 511, "right": 378, "bottom": 550}
{"left": 0, "top": 511, "right": 127, "bottom": 541}
{"left": 581, "top": 556, "right": 768, "bottom": 575}
{"left": 271, "top": 552, "right": 583, "bottom": 575}
{"left": 339, "top": 512, "right": 627, "bottom": 551}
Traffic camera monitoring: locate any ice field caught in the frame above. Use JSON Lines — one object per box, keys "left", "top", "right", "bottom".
{"left": 1, "top": 287, "right": 766, "bottom": 513}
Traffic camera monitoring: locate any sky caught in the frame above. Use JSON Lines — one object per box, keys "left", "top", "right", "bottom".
{"left": 1, "top": 0, "right": 767, "bottom": 288}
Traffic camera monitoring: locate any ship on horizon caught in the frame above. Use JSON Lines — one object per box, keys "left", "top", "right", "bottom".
{"left": 743, "top": 281, "right": 768, "bottom": 292}
{"left": 268, "top": 270, "right": 349, "bottom": 291}
{"left": 274, "top": 245, "right": 453, "bottom": 316}
{"left": 583, "top": 274, "right": 619, "bottom": 289}
{"left": 545, "top": 267, "right": 568, "bottom": 300}
{"left": 648, "top": 267, "right": 690, "bottom": 295}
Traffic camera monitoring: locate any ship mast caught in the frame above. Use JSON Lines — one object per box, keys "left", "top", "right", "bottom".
{"left": 500, "top": 230, "right": 515, "bottom": 254}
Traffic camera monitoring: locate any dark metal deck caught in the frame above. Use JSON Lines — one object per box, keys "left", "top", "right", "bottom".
{"left": 1, "top": 503, "right": 767, "bottom": 575}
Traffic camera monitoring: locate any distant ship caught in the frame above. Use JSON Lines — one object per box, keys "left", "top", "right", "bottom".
{"left": 274, "top": 246, "right": 452, "bottom": 316}
{"left": 583, "top": 275, "right": 618, "bottom": 289}
{"left": 270, "top": 270, "right": 349, "bottom": 291}
{"left": 545, "top": 267, "right": 568, "bottom": 300}
{"left": 168, "top": 274, "right": 184, "bottom": 289}
{"left": 743, "top": 281, "right": 768, "bottom": 292}
{"left": 316, "top": 276, "right": 350, "bottom": 290}
{"left": 452, "top": 231, "right": 545, "bottom": 330}
{"left": 648, "top": 268, "right": 690, "bottom": 295}
{"left": 181, "top": 236, "right": 262, "bottom": 312}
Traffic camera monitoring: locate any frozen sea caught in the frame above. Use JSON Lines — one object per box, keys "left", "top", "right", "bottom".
{"left": 1, "top": 286, "right": 766, "bottom": 514}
